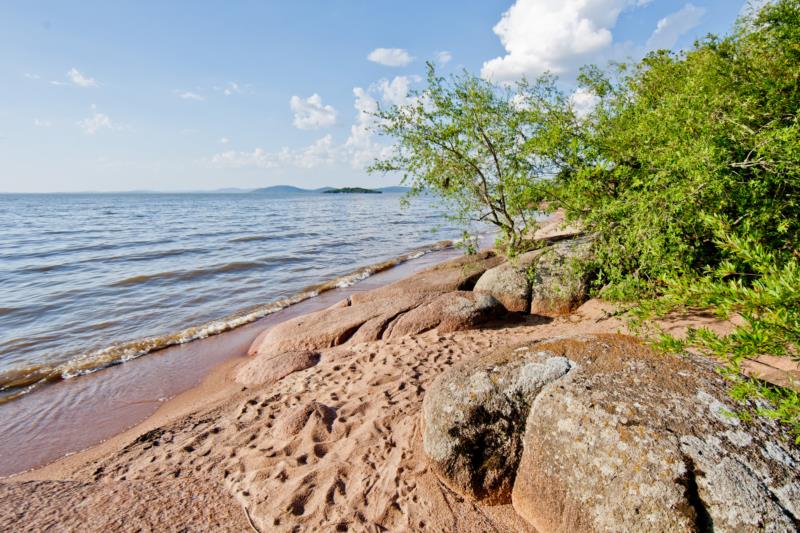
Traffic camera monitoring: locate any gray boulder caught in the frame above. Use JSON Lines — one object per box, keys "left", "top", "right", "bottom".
{"left": 421, "top": 345, "right": 573, "bottom": 503}
{"left": 528, "top": 236, "right": 594, "bottom": 316}
{"left": 512, "top": 335, "right": 800, "bottom": 532}
{"left": 421, "top": 334, "right": 800, "bottom": 531}
{"left": 473, "top": 250, "right": 541, "bottom": 313}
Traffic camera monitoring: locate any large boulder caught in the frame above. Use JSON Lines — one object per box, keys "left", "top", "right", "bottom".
{"left": 421, "top": 345, "right": 573, "bottom": 503}
{"left": 421, "top": 334, "right": 800, "bottom": 531}
{"left": 387, "top": 291, "right": 503, "bottom": 339}
{"left": 528, "top": 236, "right": 594, "bottom": 316}
{"left": 473, "top": 250, "right": 541, "bottom": 313}
{"left": 249, "top": 251, "right": 503, "bottom": 356}
{"left": 473, "top": 236, "right": 594, "bottom": 316}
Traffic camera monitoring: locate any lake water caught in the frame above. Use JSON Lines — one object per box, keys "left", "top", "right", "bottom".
{"left": 0, "top": 192, "right": 461, "bottom": 404}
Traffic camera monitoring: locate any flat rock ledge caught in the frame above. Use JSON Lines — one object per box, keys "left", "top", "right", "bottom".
{"left": 422, "top": 334, "right": 800, "bottom": 532}
{"left": 248, "top": 250, "right": 504, "bottom": 357}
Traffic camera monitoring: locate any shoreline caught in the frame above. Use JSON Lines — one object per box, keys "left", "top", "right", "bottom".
{"left": 3, "top": 216, "right": 797, "bottom": 531}
{"left": 0, "top": 240, "right": 470, "bottom": 478}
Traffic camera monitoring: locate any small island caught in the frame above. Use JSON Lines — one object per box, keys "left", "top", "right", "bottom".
{"left": 323, "top": 187, "right": 382, "bottom": 194}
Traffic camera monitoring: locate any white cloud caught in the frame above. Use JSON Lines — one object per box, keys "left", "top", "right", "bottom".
{"left": 344, "top": 87, "right": 392, "bottom": 169}
{"left": 77, "top": 105, "right": 113, "bottom": 135}
{"left": 24, "top": 73, "right": 41, "bottom": 80}
{"left": 223, "top": 82, "right": 240, "bottom": 96}
{"left": 209, "top": 77, "right": 410, "bottom": 173}
{"left": 33, "top": 118, "right": 52, "bottom": 128}
{"left": 219, "top": 137, "right": 230, "bottom": 144}
{"left": 289, "top": 93, "right": 337, "bottom": 130}
{"left": 210, "top": 135, "right": 337, "bottom": 170}
{"left": 481, "top": 0, "right": 651, "bottom": 82}
{"left": 367, "top": 48, "right": 413, "bottom": 67}
{"left": 436, "top": 51, "right": 453, "bottom": 65}
{"left": 569, "top": 87, "right": 600, "bottom": 117}
{"left": 374, "top": 75, "right": 421, "bottom": 107}
{"left": 175, "top": 90, "right": 205, "bottom": 101}
{"left": 67, "top": 67, "right": 98, "bottom": 88}
{"left": 646, "top": 4, "right": 706, "bottom": 51}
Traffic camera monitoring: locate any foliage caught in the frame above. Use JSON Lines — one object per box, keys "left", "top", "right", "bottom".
{"left": 369, "top": 0, "right": 800, "bottom": 437}
{"left": 369, "top": 64, "right": 576, "bottom": 252}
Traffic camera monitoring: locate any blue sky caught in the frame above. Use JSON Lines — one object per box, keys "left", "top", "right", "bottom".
{"left": 1, "top": 0, "right": 753, "bottom": 192}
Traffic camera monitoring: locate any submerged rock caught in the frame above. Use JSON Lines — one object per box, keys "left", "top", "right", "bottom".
{"left": 421, "top": 345, "right": 572, "bottom": 503}
{"left": 422, "top": 334, "right": 800, "bottom": 531}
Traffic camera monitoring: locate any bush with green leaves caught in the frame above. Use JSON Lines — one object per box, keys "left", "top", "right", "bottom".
{"left": 369, "top": 0, "right": 800, "bottom": 439}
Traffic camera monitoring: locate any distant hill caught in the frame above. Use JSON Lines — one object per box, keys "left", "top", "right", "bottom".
{"left": 324, "top": 187, "right": 381, "bottom": 194}
{"left": 252, "top": 185, "right": 408, "bottom": 194}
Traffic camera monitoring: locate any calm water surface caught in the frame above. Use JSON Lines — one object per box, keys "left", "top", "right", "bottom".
{"left": 0, "top": 192, "right": 460, "bottom": 402}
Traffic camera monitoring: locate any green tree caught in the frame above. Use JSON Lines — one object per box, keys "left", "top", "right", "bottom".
{"left": 369, "top": 64, "right": 576, "bottom": 252}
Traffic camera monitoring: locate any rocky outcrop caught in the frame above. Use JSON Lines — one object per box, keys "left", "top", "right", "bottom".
{"left": 422, "top": 346, "right": 572, "bottom": 503}
{"left": 473, "top": 236, "right": 594, "bottom": 316}
{"left": 422, "top": 334, "right": 800, "bottom": 531}
{"left": 387, "top": 291, "right": 503, "bottom": 339}
{"left": 249, "top": 251, "right": 503, "bottom": 356}
{"left": 235, "top": 350, "right": 320, "bottom": 386}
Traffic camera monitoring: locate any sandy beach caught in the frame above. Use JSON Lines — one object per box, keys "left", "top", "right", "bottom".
{"left": 2, "top": 212, "right": 799, "bottom": 532}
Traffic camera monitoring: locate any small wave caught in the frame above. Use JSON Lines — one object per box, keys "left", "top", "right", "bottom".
{"left": 0, "top": 239, "right": 454, "bottom": 404}
{"left": 110, "top": 261, "right": 266, "bottom": 287}
{"left": 229, "top": 235, "right": 274, "bottom": 243}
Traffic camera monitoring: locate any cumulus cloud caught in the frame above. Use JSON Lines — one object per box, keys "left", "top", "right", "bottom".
{"left": 374, "top": 75, "right": 421, "bottom": 107}
{"left": 481, "top": 0, "right": 651, "bottom": 82}
{"left": 436, "top": 51, "right": 453, "bottom": 65}
{"left": 289, "top": 93, "right": 337, "bottom": 130}
{"left": 210, "top": 135, "right": 337, "bottom": 170}
{"left": 569, "top": 87, "right": 600, "bottom": 118}
{"left": 67, "top": 67, "right": 98, "bottom": 88}
{"left": 367, "top": 48, "right": 413, "bottom": 67}
{"left": 209, "top": 76, "right": 415, "bottom": 173}
{"left": 77, "top": 105, "right": 113, "bottom": 135}
{"left": 175, "top": 90, "right": 205, "bottom": 101}
{"left": 646, "top": 4, "right": 706, "bottom": 51}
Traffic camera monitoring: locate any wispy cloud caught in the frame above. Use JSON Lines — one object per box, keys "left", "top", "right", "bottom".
{"left": 646, "top": 3, "right": 706, "bottom": 51}
{"left": 289, "top": 93, "right": 337, "bottom": 130}
{"left": 367, "top": 48, "right": 413, "bottom": 67}
{"left": 436, "top": 51, "right": 453, "bottom": 65}
{"left": 67, "top": 67, "right": 98, "bottom": 88}
{"left": 77, "top": 105, "right": 113, "bottom": 134}
{"left": 219, "top": 137, "right": 230, "bottom": 144}
{"left": 175, "top": 90, "right": 205, "bottom": 101}
{"left": 24, "top": 72, "right": 41, "bottom": 80}
{"left": 33, "top": 118, "right": 53, "bottom": 128}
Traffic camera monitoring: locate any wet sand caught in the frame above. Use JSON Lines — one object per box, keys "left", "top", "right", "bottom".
{"left": 0, "top": 245, "right": 465, "bottom": 478}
